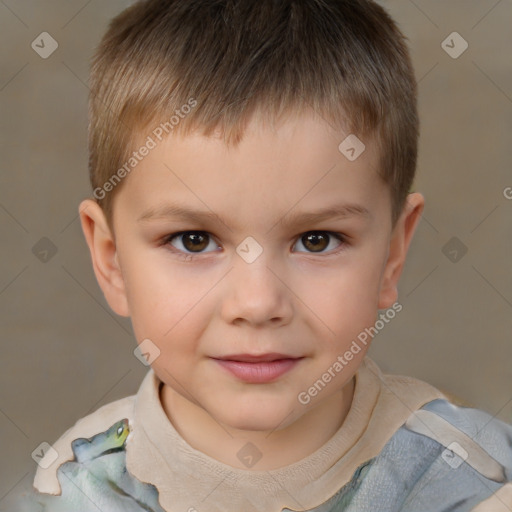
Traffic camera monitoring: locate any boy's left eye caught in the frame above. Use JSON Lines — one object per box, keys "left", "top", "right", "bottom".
{"left": 163, "top": 230, "right": 346, "bottom": 256}
{"left": 294, "top": 231, "right": 345, "bottom": 253}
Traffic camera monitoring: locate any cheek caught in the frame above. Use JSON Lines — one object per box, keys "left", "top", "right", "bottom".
{"left": 299, "top": 249, "right": 387, "bottom": 350}
{"left": 119, "top": 253, "right": 178, "bottom": 340}
{"left": 121, "top": 255, "right": 213, "bottom": 360}
{"left": 309, "top": 252, "right": 384, "bottom": 312}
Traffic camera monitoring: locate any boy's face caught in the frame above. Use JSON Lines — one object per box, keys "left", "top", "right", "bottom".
{"left": 80, "top": 110, "right": 423, "bottom": 434}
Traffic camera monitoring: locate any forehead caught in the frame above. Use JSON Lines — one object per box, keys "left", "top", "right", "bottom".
{"left": 112, "top": 111, "right": 389, "bottom": 231}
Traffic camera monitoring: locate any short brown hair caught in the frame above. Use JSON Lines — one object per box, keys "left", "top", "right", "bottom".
{"left": 88, "top": 0, "right": 419, "bottom": 230}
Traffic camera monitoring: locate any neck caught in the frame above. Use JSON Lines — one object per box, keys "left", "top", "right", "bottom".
{"left": 159, "top": 377, "right": 355, "bottom": 470}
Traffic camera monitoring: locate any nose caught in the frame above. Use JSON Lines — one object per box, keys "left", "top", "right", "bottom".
{"left": 220, "top": 249, "right": 293, "bottom": 328}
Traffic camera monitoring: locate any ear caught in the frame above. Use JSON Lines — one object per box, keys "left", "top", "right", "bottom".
{"left": 78, "top": 199, "right": 130, "bottom": 317}
{"left": 378, "top": 193, "right": 425, "bottom": 309}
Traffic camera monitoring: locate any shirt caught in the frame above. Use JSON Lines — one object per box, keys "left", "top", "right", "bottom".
{"left": 10, "top": 356, "right": 512, "bottom": 511}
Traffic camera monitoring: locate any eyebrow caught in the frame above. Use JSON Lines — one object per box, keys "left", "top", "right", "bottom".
{"left": 137, "top": 202, "right": 371, "bottom": 228}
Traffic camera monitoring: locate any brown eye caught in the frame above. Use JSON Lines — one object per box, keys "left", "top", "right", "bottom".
{"left": 303, "top": 232, "right": 328, "bottom": 252}
{"left": 181, "top": 232, "right": 209, "bottom": 252}
{"left": 295, "top": 231, "right": 344, "bottom": 253}
{"left": 166, "top": 231, "right": 217, "bottom": 254}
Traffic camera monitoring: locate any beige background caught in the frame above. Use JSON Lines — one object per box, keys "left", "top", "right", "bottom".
{"left": 1, "top": 0, "right": 511, "bottom": 506}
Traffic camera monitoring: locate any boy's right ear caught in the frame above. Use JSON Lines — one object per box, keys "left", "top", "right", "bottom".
{"left": 78, "top": 199, "right": 130, "bottom": 317}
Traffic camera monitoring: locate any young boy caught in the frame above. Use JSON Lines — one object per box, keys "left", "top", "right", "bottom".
{"left": 12, "top": 0, "right": 512, "bottom": 510}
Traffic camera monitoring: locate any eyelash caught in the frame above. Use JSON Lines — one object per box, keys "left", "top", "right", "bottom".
{"left": 161, "top": 230, "right": 349, "bottom": 260}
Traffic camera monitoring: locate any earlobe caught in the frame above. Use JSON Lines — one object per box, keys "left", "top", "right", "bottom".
{"left": 377, "top": 193, "right": 425, "bottom": 309}
{"left": 78, "top": 199, "right": 130, "bottom": 317}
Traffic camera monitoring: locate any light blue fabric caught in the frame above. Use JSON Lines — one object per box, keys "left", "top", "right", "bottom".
{"left": 9, "top": 399, "right": 512, "bottom": 511}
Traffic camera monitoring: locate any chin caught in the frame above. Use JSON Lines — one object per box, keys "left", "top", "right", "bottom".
{"left": 224, "top": 417, "right": 282, "bottom": 432}
{"left": 215, "top": 402, "right": 295, "bottom": 433}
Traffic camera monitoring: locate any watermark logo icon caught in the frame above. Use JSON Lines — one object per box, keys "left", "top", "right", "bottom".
{"left": 441, "top": 441, "right": 468, "bottom": 469}
{"left": 236, "top": 236, "right": 263, "bottom": 264}
{"left": 134, "top": 338, "right": 161, "bottom": 366}
{"left": 237, "top": 442, "right": 262, "bottom": 468}
{"left": 32, "top": 442, "right": 58, "bottom": 469}
{"left": 338, "top": 134, "right": 365, "bottom": 161}
{"left": 31, "top": 32, "right": 58, "bottom": 59}
{"left": 441, "top": 32, "right": 468, "bottom": 59}
{"left": 32, "top": 237, "right": 58, "bottom": 263}
{"left": 442, "top": 236, "right": 468, "bottom": 263}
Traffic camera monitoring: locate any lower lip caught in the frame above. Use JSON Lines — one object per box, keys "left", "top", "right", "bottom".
{"left": 214, "top": 358, "right": 302, "bottom": 383}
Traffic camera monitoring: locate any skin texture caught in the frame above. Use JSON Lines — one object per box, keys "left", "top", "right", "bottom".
{"left": 79, "top": 109, "right": 424, "bottom": 470}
